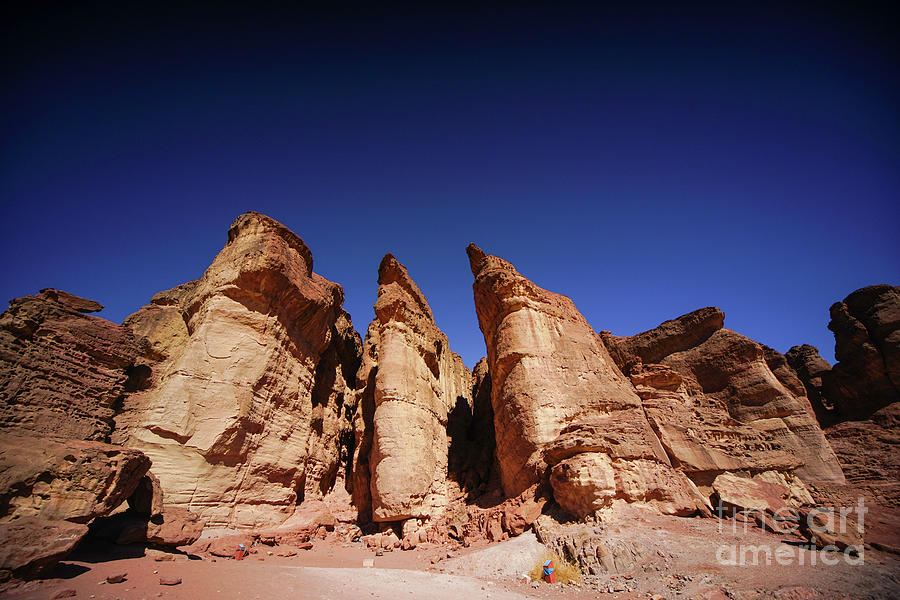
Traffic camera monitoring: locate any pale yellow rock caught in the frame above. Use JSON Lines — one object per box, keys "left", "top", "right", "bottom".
{"left": 550, "top": 453, "right": 708, "bottom": 520}
{"left": 115, "top": 213, "right": 361, "bottom": 528}
{"left": 355, "top": 255, "right": 472, "bottom": 524}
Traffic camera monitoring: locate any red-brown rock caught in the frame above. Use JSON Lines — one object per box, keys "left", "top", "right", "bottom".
{"left": 0, "top": 518, "right": 88, "bottom": 579}
{"left": 0, "top": 289, "right": 149, "bottom": 442}
{"left": 604, "top": 308, "right": 845, "bottom": 486}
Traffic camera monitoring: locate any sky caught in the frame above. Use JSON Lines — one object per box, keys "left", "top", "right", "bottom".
{"left": 2, "top": 1, "right": 898, "bottom": 368}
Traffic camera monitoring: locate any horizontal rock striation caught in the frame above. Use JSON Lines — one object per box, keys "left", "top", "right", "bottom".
{"left": 0, "top": 289, "right": 149, "bottom": 441}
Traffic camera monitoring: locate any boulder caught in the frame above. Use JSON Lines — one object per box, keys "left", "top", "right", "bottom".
{"left": 798, "top": 506, "right": 864, "bottom": 551}
{"left": 0, "top": 434, "right": 150, "bottom": 523}
{"left": 113, "top": 212, "right": 362, "bottom": 528}
{"left": 0, "top": 518, "right": 88, "bottom": 579}
{"left": 711, "top": 473, "right": 790, "bottom": 514}
{"left": 0, "top": 289, "right": 149, "bottom": 442}
{"left": 352, "top": 254, "right": 472, "bottom": 524}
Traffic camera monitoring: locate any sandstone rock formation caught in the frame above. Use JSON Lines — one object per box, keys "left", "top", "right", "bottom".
{"left": 467, "top": 244, "right": 707, "bottom": 519}
{"left": 826, "top": 284, "right": 899, "bottom": 421}
{"left": 352, "top": 255, "right": 472, "bottom": 528}
{"left": 0, "top": 434, "right": 150, "bottom": 524}
{"left": 114, "top": 212, "right": 361, "bottom": 528}
{"left": 0, "top": 435, "right": 151, "bottom": 579}
{"left": 789, "top": 285, "right": 899, "bottom": 508}
{"left": 785, "top": 344, "right": 836, "bottom": 425}
{"left": 603, "top": 307, "right": 845, "bottom": 487}
{"left": 0, "top": 289, "right": 149, "bottom": 441}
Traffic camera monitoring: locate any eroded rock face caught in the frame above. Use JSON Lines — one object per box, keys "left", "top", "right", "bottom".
{"left": 0, "top": 434, "right": 150, "bottom": 524}
{"left": 353, "top": 255, "right": 472, "bottom": 524}
{"left": 0, "top": 289, "right": 148, "bottom": 441}
{"left": 824, "top": 402, "right": 900, "bottom": 507}
{"left": 790, "top": 286, "right": 900, "bottom": 508}
{"left": 603, "top": 308, "right": 845, "bottom": 486}
{"left": 467, "top": 244, "right": 705, "bottom": 519}
{"left": 114, "top": 212, "right": 361, "bottom": 528}
{"left": 786, "top": 344, "right": 836, "bottom": 425}
{"left": 826, "top": 284, "right": 899, "bottom": 421}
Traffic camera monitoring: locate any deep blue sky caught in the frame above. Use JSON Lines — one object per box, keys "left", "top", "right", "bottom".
{"left": 2, "top": 2, "right": 898, "bottom": 367}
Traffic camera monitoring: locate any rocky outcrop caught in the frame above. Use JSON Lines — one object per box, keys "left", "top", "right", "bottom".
{"left": 114, "top": 212, "right": 362, "bottom": 528}
{"left": 0, "top": 289, "right": 149, "bottom": 441}
{"left": 603, "top": 308, "right": 845, "bottom": 487}
{"left": 0, "top": 434, "right": 150, "bottom": 524}
{"left": 467, "top": 244, "right": 706, "bottom": 519}
{"left": 352, "top": 255, "right": 472, "bottom": 526}
{"left": 785, "top": 344, "right": 836, "bottom": 425}
{"left": 826, "top": 284, "right": 899, "bottom": 421}
{"left": 789, "top": 286, "right": 899, "bottom": 507}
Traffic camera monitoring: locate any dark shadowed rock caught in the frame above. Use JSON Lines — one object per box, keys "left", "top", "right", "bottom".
{"left": 826, "top": 284, "right": 899, "bottom": 420}
{"left": 127, "top": 472, "right": 164, "bottom": 517}
{"left": 786, "top": 344, "right": 837, "bottom": 425}
{"left": 90, "top": 506, "right": 203, "bottom": 547}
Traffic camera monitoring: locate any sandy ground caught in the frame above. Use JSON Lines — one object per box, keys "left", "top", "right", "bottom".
{"left": 4, "top": 520, "right": 900, "bottom": 600}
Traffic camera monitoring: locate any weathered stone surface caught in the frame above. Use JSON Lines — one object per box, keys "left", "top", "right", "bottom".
{"left": 467, "top": 244, "right": 701, "bottom": 519}
{"left": 798, "top": 506, "right": 864, "bottom": 551}
{"left": 824, "top": 402, "right": 900, "bottom": 507}
{"left": 711, "top": 473, "right": 790, "bottom": 514}
{"left": 0, "top": 289, "right": 148, "bottom": 441}
{"left": 826, "top": 284, "right": 899, "bottom": 421}
{"left": 604, "top": 308, "right": 845, "bottom": 486}
{"left": 114, "top": 212, "right": 361, "bottom": 528}
{"left": 0, "top": 518, "right": 88, "bottom": 579}
{"left": 0, "top": 434, "right": 150, "bottom": 524}
{"left": 353, "top": 254, "right": 472, "bottom": 524}
{"left": 786, "top": 344, "right": 836, "bottom": 425}
{"left": 551, "top": 454, "right": 707, "bottom": 519}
